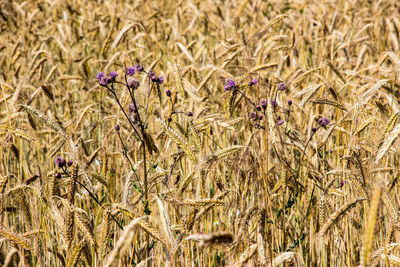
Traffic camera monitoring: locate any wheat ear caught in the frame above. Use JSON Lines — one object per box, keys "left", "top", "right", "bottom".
{"left": 157, "top": 118, "right": 198, "bottom": 163}
{"left": 104, "top": 216, "right": 146, "bottom": 267}
{"left": 319, "top": 198, "right": 366, "bottom": 235}
{"left": 360, "top": 184, "right": 382, "bottom": 267}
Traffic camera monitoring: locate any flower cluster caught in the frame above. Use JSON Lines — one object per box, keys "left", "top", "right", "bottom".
{"left": 54, "top": 156, "right": 73, "bottom": 178}
{"left": 149, "top": 71, "right": 164, "bottom": 85}
{"left": 97, "top": 64, "right": 148, "bottom": 87}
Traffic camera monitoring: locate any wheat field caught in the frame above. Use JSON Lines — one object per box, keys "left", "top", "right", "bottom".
{"left": 1, "top": 0, "right": 400, "bottom": 266}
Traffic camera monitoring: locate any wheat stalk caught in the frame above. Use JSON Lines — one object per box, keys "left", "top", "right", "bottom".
{"left": 375, "top": 123, "right": 400, "bottom": 163}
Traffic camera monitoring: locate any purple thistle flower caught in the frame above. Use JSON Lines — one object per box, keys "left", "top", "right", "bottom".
{"left": 256, "top": 105, "right": 261, "bottom": 111}
{"left": 54, "top": 156, "right": 66, "bottom": 168}
{"left": 278, "top": 82, "right": 288, "bottom": 91}
{"left": 55, "top": 173, "right": 62, "bottom": 179}
{"left": 260, "top": 99, "right": 267, "bottom": 109}
{"left": 311, "top": 127, "right": 317, "bottom": 133}
{"left": 248, "top": 78, "right": 258, "bottom": 86}
{"left": 149, "top": 71, "right": 164, "bottom": 84}
{"left": 96, "top": 72, "right": 105, "bottom": 81}
{"left": 249, "top": 112, "right": 257, "bottom": 119}
{"left": 67, "top": 160, "right": 73, "bottom": 167}
{"left": 168, "top": 116, "right": 172, "bottom": 122}
{"left": 115, "top": 124, "right": 120, "bottom": 131}
{"left": 278, "top": 119, "right": 284, "bottom": 126}
{"left": 109, "top": 71, "right": 118, "bottom": 81}
{"left": 318, "top": 117, "right": 330, "bottom": 126}
{"left": 99, "top": 76, "right": 108, "bottom": 86}
{"left": 288, "top": 100, "right": 293, "bottom": 106}
{"left": 165, "top": 89, "right": 172, "bottom": 97}
{"left": 270, "top": 100, "right": 278, "bottom": 108}
{"left": 126, "top": 67, "right": 136, "bottom": 76}
{"left": 321, "top": 117, "right": 330, "bottom": 126}
{"left": 158, "top": 76, "right": 164, "bottom": 84}
{"left": 224, "top": 79, "right": 236, "bottom": 91}
{"left": 128, "top": 78, "right": 140, "bottom": 90}
{"left": 135, "top": 64, "right": 144, "bottom": 72}
{"left": 187, "top": 111, "right": 194, "bottom": 116}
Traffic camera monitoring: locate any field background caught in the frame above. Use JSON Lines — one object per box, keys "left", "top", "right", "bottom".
{"left": 1, "top": 0, "right": 400, "bottom": 266}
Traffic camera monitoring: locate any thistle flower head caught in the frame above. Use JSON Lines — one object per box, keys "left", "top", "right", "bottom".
{"left": 260, "top": 99, "right": 267, "bottom": 109}
{"left": 249, "top": 112, "right": 257, "bottom": 119}
{"left": 115, "top": 124, "right": 120, "bottom": 131}
{"left": 278, "top": 82, "right": 288, "bottom": 91}
{"left": 55, "top": 173, "right": 62, "bottom": 179}
{"left": 126, "top": 67, "right": 136, "bottom": 76}
{"left": 278, "top": 119, "right": 284, "bottom": 126}
{"left": 224, "top": 79, "right": 236, "bottom": 91}
{"left": 109, "top": 71, "right": 118, "bottom": 81}
{"left": 54, "top": 156, "right": 66, "bottom": 168}
{"left": 319, "top": 117, "right": 330, "bottom": 126}
{"left": 248, "top": 78, "right": 258, "bottom": 86}
{"left": 187, "top": 111, "right": 193, "bottom": 116}
{"left": 311, "top": 127, "right": 317, "bottom": 133}
{"left": 99, "top": 76, "right": 108, "bottom": 86}
{"left": 288, "top": 100, "right": 293, "bottom": 106}
{"left": 96, "top": 72, "right": 105, "bottom": 81}
{"left": 135, "top": 64, "right": 144, "bottom": 72}
{"left": 67, "top": 160, "right": 73, "bottom": 167}
{"left": 165, "top": 89, "right": 172, "bottom": 97}
{"left": 270, "top": 100, "right": 278, "bottom": 108}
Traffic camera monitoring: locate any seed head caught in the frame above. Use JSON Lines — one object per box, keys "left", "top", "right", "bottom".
{"left": 128, "top": 104, "right": 136, "bottom": 113}
{"left": 128, "top": 78, "right": 140, "bottom": 90}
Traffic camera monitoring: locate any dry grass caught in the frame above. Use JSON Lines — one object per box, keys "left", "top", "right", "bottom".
{"left": 1, "top": 0, "right": 400, "bottom": 266}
